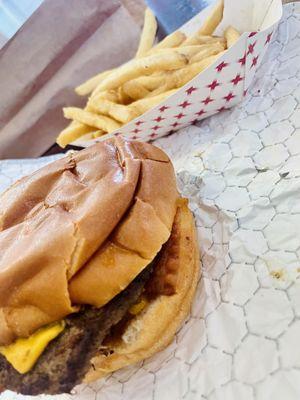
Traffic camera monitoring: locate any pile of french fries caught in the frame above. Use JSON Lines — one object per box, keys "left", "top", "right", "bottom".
{"left": 56, "top": 0, "right": 240, "bottom": 147}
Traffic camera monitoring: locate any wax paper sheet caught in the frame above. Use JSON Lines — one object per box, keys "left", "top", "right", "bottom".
{"left": 1, "top": 3, "right": 300, "bottom": 399}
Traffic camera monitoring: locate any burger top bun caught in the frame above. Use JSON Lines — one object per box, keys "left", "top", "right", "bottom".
{"left": 0, "top": 138, "right": 179, "bottom": 346}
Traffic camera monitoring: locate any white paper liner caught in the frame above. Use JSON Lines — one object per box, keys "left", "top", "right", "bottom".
{"left": 1, "top": 3, "right": 300, "bottom": 399}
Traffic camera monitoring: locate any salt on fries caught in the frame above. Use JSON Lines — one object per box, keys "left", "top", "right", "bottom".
{"left": 57, "top": 1, "right": 241, "bottom": 147}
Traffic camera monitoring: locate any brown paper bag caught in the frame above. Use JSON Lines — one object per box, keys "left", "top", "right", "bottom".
{"left": 0, "top": 0, "right": 143, "bottom": 159}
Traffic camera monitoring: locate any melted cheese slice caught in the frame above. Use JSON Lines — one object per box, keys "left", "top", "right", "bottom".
{"left": 0, "top": 321, "right": 65, "bottom": 374}
{"left": 129, "top": 297, "right": 148, "bottom": 315}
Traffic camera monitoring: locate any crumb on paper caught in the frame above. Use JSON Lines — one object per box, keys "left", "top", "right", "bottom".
{"left": 270, "top": 270, "right": 284, "bottom": 280}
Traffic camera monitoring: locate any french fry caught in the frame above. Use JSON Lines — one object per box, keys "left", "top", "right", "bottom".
{"left": 179, "top": 54, "right": 224, "bottom": 82}
{"left": 153, "top": 44, "right": 224, "bottom": 61}
{"left": 118, "top": 86, "right": 133, "bottom": 104}
{"left": 123, "top": 80, "right": 150, "bottom": 100}
{"left": 182, "top": 34, "right": 225, "bottom": 47}
{"left": 224, "top": 26, "right": 240, "bottom": 48}
{"left": 130, "top": 90, "right": 177, "bottom": 114}
{"left": 149, "top": 31, "right": 186, "bottom": 52}
{"left": 56, "top": 121, "right": 95, "bottom": 148}
{"left": 75, "top": 70, "right": 112, "bottom": 96}
{"left": 124, "top": 75, "right": 165, "bottom": 93}
{"left": 198, "top": 0, "right": 224, "bottom": 35}
{"left": 92, "top": 130, "right": 105, "bottom": 138}
{"left": 189, "top": 42, "right": 225, "bottom": 63}
{"left": 136, "top": 7, "right": 157, "bottom": 58}
{"left": 88, "top": 98, "right": 138, "bottom": 124}
{"left": 147, "top": 53, "right": 223, "bottom": 97}
{"left": 90, "top": 89, "right": 120, "bottom": 102}
{"left": 63, "top": 107, "right": 121, "bottom": 133}
{"left": 97, "top": 51, "right": 188, "bottom": 91}
{"left": 72, "top": 130, "right": 105, "bottom": 143}
{"left": 74, "top": 132, "right": 97, "bottom": 141}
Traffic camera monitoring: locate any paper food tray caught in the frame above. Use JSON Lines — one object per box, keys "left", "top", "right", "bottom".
{"left": 73, "top": 0, "right": 282, "bottom": 147}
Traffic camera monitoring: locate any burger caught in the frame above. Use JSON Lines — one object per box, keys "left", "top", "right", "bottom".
{"left": 0, "top": 137, "right": 199, "bottom": 395}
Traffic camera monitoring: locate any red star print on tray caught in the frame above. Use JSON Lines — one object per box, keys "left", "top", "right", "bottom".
{"left": 231, "top": 74, "right": 243, "bottom": 85}
{"left": 153, "top": 116, "right": 165, "bottom": 122}
{"left": 135, "top": 120, "right": 144, "bottom": 126}
{"left": 151, "top": 125, "right": 161, "bottom": 131}
{"left": 247, "top": 41, "right": 257, "bottom": 54}
{"left": 159, "top": 105, "right": 169, "bottom": 112}
{"left": 207, "top": 79, "right": 220, "bottom": 90}
{"left": 132, "top": 128, "right": 141, "bottom": 134}
{"left": 265, "top": 32, "right": 273, "bottom": 44}
{"left": 171, "top": 122, "right": 180, "bottom": 128}
{"left": 217, "top": 106, "right": 228, "bottom": 112}
{"left": 174, "top": 112, "right": 186, "bottom": 119}
{"left": 251, "top": 55, "right": 259, "bottom": 68}
{"left": 216, "top": 61, "right": 229, "bottom": 72}
{"left": 149, "top": 133, "right": 158, "bottom": 138}
{"left": 238, "top": 53, "right": 247, "bottom": 66}
{"left": 186, "top": 86, "right": 197, "bottom": 95}
{"left": 248, "top": 31, "right": 257, "bottom": 37}
{"left": 196, "top": 109, "right": 206, "bottom": 117}
{"left": 224, "top": 92, "right": 235, "bottom": 102}
{"left": 202, "top": 96, "right": 214, "bottom": 105}
{"left": 179, "top": 100, "right": 192, "bottom": 109}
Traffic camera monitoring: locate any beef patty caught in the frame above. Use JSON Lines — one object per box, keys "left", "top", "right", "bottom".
{"left": 0, "top": 264, "right": 153, "bottom": 396}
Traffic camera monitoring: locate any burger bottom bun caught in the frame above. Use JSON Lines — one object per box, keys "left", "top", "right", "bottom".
{"left": 84, "top": 199, "right": 200, "bottom": 383}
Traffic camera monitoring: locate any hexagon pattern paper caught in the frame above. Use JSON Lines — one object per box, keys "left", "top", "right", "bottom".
{"left": 1, "top": 4, "right": 300, "bottom": 400}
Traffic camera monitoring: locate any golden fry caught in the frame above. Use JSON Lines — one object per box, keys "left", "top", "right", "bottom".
{"left": 123, "top": 80, "right": 150, "bottom": 100}
{"left": 90, "top": 89, "right": 120, "bottom": 102}
{"left": 97, "top": 51, "right": 188, "bottom": 91}
{"left": 177, "top": 54, "right": 223, "bottom": 83}
{"left": 75, "top": 70, "right": 112, "bottom": 96}
{"left": 150, "top": 31, "right": 186, "bottom": 52}
{"left": 153, "top": 45, "right": 223, "bottom": 61}
{"left": 89, "top": 98, "right": 138, "bottom": 124}
{"left": 75, "top": 132, "right": 97, "bottom": 141}
{"left": 147, "top": 53, "right": 223, "bottom": 97}
{"left": 130, "top": 89, "right": 177, "bottom": 114}
{"left": 224, "top": 26, "right": 240, "bottom": 48}
{"left": 136, "top": 7, "right": 157, "bottom": 58}
{"left": 124, "top": 75, "right": 165, "bottom": 92}
{"left": 63, "top": 107, "right": 121, "bottom": 133}
{"left": 189, "top": 42, "right": 225, "bottom": 63}
{"left": 118, "top": 86, "right": 132, "bottom": 104}
{"left": 72, "top": 130, "right": 105, "bottom": 143}
{"left": 92, "top": 130, "right": 105, "bottom": 138}
{"left": 181, "top": 33, "right": 225, "bottom": 46}
{"left": 198, "top": 0, "right": 224, "bottom": 35}
{"left": 56, "top": 121, "right": 95, "bottom": 148}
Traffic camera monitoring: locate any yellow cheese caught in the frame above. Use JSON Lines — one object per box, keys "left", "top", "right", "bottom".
{"left": 129, "top": 298, "right": 148, "bottom": 315}
{"left": 0, "top": 321, "right": 65, "bottom": 374}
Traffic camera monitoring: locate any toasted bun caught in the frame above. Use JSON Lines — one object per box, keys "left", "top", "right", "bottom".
{"left": 0, "top": 138, "right": 179, "bottom": 346}
{"left": 84, "top": 199, "right": 200, "bottom": 382}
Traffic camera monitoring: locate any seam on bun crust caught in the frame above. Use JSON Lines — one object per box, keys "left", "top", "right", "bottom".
{"left": 84, "top": 198, "right": 200, "bottom": 382}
